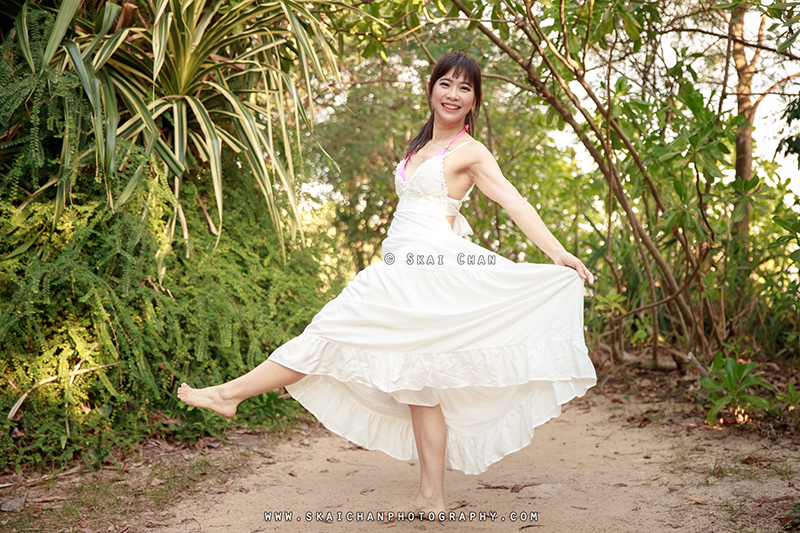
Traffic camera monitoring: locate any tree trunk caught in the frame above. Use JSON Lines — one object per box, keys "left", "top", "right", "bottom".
{"left": 730, "top": 4, "right": 760, "bottom": 243}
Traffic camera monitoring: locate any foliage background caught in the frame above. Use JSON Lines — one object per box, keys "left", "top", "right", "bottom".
{"left": 0, "top": 1, "right": 347, "bottom": 471}
{"left": 1, "top": 0, "right": 800, "bottom": 472}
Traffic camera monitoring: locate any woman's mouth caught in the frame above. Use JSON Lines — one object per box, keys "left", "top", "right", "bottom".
{"left": 442, "top": 103, "right": 460, "bottom": 111}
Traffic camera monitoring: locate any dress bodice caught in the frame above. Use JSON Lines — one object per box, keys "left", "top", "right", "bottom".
{"left": 394, "top": 154, "right": 475, "bottom": 238}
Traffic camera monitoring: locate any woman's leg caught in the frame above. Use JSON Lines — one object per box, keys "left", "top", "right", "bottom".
{"left": 176, "top": 360, "right": 305, "bottom": 418}
{"left": 408, "top": 404, "right": 447, "bottom": 514}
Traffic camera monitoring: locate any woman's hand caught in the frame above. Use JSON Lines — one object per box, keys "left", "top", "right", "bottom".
{"left": 554, "top": 251, "right": 595, "bottom": 284}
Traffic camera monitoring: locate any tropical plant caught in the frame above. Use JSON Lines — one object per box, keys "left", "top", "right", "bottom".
{"left": 3, "top": 0, "right": 355, "bottom": 270}
{"left": 776, "top": 381, "right": 800, "bottom": 429}
{"left": 0, "top": 0, "right": 361, "bottom": 470}
{"left": 102, "top": 0, "right": 348, "bottom": 254}
{"left": 771, "top": 209, "right": 800, "bottom": 266}
{"left": 785, "top": 502, "right": 800, "bottom": 531}
{"left": 701, "top": 350, "right": 774, "bottom": 427}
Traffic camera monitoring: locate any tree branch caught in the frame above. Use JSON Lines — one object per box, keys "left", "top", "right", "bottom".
{"left": 660, "top": 26, "right": 800, "bottom": 61}
{"left": 482, "top": 73, "right": 537, "bottom": 93}
{"left": 752, "top": 71, "right": 800, "bottom": 115}
{"left": 449, "top": 0, "right": 699, "bottom": 332}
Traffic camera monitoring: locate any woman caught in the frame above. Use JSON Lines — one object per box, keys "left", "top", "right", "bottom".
{"left": 177, "top": 51, "right": 596, "bottom": 518}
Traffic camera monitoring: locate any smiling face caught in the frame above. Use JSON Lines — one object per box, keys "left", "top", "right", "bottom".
{"left": 428, "top": 68, "right": 477, "bottom": 126}
{"left": 406, "top": 52, "right": 483, "bottom": 158}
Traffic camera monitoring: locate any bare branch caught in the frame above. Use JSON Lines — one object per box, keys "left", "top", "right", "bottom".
{"left": 753, "top": 71, "right": 800, "bottom": 114}
{"left": 751, "top": 14, "right": 767, "bottom": 65}
{"left": 482, "top": 73, "right": 537, "bottom": 92}
{"left": 719, "top": 17, "right": 733, "bottom": 114}
{"left": 412, "top": 33, "right": 435, "bottom": 65}
{"left": 660, "top": 26, "right": 800, "bottom": 61}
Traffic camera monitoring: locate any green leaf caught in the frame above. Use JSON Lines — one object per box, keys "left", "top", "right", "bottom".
{"left": 0, "top": 229, "right": 44, "bottom": 262}
{"left": 673, "top": 178, "right": 686, "bottom": 200}
{"left": 731, "top": 201, "right": 746, "bottom": 223}
{"left": 83, "top": 2, "right": 121, "bottom": 59}
{"left": 92, "top": 29, "right": 129, "bottom": 71}
{"left": 116, "top": 130, "right": 158, "bottom": 207}
{"left": 99, "top": 71, "right": 120, "bottom": 180}
{"left": 700, "top": 377, "right": 726, "bottom": 392}
{"left": 185, "top": 96, "right": 223, "bottom": 242}
{"left": 65, "top": 41, "right": 98, "bottom": 109}
{"left": 619, "top": 9, "right": 642, "bottom": 41}
{"left": 111, "top": 72, "right": 184, "bottom": 176}
{"left": 774, "top": 215, "right": 800, "bottom": 234}
{"left": 43, "top": 0, "right": 81, "bottom": 65}
{"left": 15, "top": 2, "right": 35, "bottom": 73}
{"left": 777, "top": 29, "right": 800, "bottom": 53}
{"left": 173, "top": 99, "right": 188, "bottom": 166}
{"left": 153, "top": 12, "right": 173, "bottom": 82}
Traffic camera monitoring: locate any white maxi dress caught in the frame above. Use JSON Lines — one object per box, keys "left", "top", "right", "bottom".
{"left": 268, "top": 138, "right": 597, "bottom": 475}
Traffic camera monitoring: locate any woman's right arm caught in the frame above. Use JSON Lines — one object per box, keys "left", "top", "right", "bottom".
{"left": 466, "top": 144, "right": 594, "bottom": 282}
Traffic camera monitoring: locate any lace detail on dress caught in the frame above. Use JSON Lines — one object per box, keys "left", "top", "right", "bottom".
{"left": 395, "top": 156, "right": 449, "bottom": 218}
{"left": 394, "top": 155, "right": 474, "bottom": 237}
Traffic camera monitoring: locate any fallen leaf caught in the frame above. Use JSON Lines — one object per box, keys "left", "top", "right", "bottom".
{"left": 741, "top": 455, "right": 770, "bottom": 465}
{"left": 759, "top": 496, "right": 791, "bottom": 503}
{"left": 478, "top": 482, "right": 509, "bottom": 490}
{"left": 573, "top": 464, "right": 584, "bottom": 469}
{"left": 685, "top": 496, "right": 707, "bottom": 505}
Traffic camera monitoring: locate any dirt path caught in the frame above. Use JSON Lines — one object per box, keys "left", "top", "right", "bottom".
{"left": 156, "top": 390, "right": 800, "bottom": 533}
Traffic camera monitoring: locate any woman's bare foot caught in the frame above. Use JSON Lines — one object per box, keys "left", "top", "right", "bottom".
{"left": 383, "top": 497, "right": 447, "bottom": 523}
{"left": 409, "top": 494, "right": 447, "bottom": 518}
{"left": 176, "top": 383, "right": 239, "bottom": 418}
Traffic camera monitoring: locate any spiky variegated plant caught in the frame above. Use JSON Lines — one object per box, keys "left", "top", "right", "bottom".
{"left": 8, "top": 0, "right": 347, "bottom": 274}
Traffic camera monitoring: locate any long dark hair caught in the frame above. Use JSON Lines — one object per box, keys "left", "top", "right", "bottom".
{"left": 405, "top": 52, "right": 483, "bottom": 158}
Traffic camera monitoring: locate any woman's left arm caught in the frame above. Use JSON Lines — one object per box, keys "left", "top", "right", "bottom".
{"left": 467, "top": 144, "right": 594, "bottom": 283}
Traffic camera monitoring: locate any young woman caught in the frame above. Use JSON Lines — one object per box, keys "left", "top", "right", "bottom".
{"left": 178, "top": 51, "right": 596, "bottom": 518}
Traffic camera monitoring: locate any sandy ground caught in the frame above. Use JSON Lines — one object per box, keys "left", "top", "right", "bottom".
{"left": 155, "top": 389, "right": 800, "bottom": 533}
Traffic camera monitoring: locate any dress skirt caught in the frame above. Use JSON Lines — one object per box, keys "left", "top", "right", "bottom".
{"left": 268, "top": 209, "right": 597, "bottom": 475}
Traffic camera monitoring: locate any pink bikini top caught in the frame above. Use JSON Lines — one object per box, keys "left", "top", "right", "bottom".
{"left": 399, "top": 125, "right": 471, "bottom": 182}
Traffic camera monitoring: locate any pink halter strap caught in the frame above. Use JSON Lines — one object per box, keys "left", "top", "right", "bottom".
{"left": 401, "top": 124, "right": 469, "bottom": 181}
{"left": 436, "top": 124, "right": 469, "bottom": 156}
